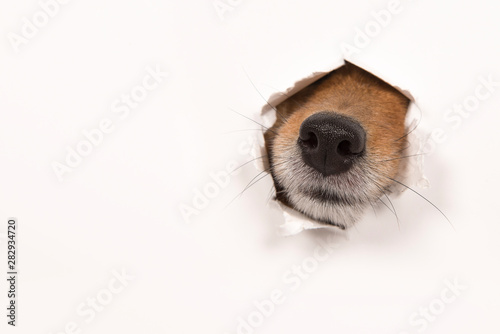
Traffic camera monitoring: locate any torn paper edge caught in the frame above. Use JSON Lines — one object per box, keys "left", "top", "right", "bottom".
{"left": 249, "top": 59, "right": 429, "bottom": 236}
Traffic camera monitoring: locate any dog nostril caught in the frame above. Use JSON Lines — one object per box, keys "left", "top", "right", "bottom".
{"left": 337, "top": 138, "right": 364, "bottom": 156}
{"left": 298, "top": 112, "right": 366, "bottom": 176}
{"left": 337, "top": 140, "right": 352, "bottom": 156}
{"left": 300, "top": 132, "right": 318, "bottom": 149}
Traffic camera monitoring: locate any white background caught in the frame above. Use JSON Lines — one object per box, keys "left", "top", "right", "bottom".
{"left": 1, "top": 0, "right": 500, "bottom": 333}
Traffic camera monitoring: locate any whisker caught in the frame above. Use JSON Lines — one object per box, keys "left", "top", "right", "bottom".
{"left": 242, "top": 67, "right": 289, "bottom": 124}
{"left": 368, "top": 200, "right": 378, "bottom": 217}
{"left": 266, "top": 184, "right": 276, "bottom": 205}
{"left": 221, "top": 129, "right": 266, "bottom": 134}
{"left": 240, "top": 160, "right": 288, "bottom": 195}
{"left": 383, "top": 175, "right": 454, "bottom": 230}
{"left": 259, "top": 83, "right": 307, "bottom": 110}
{"left": 377, "top": 197, "right": 395, "bottom": 215}
{"left": 244, "top": 172, "right": 271, "bottom": 194}
{"left": 384, "top": 193, "right": 400, "bottom": 230}
{"left": 395, "top": 106, "right": 422, "bottom": 142}
{"left": 224, "top": 161, "right": 288, "bottom": 209}
{"left": 222, "top": 175, "right": 268, "bottom": 211}
{"left": 228, "top": 155, "right": 268, "bottom": 175}
{"left": 373, "top": 182, "right": 400, "bottom": 228}
{"left": 376, "top": 153, "right": 428, "bottom": 163}
{"left": 396, "top": 144, "right": 412, "bottom": 154}
{"left": 229, "top": 108, "right": 279, "bottom": 136}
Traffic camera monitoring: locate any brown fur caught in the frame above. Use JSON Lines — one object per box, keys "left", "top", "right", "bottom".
{"left": 265, "top": 62, "right": 410, "bottom": 215}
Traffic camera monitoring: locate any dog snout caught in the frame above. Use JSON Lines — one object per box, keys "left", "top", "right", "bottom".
{"left": 298, "top": 111, "right": 366, "bottom": 176}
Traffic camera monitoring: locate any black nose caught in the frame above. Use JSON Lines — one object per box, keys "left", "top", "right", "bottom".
{"left": 298, "top": 112, "right": 366, "bottom": 176}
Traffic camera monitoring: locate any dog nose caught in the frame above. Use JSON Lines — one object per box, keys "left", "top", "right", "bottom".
{"left": 298, "top": 112, "right": 366, "bottom": 176}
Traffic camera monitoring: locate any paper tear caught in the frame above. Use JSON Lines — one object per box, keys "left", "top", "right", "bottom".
{"left": 250, "top": 60, "right": 429, "bottom": 236}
